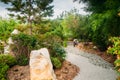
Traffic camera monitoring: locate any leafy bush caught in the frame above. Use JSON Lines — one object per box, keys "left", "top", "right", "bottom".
{"left": 0, "top": 54, "right": 16, "bottom": 67}
{"left": 51, "top": 57, "right": 62, "bottom": 68}
{"left": 38, "top": 32, "right": 66, "bottom": 68}
{"left": 0, "top": 54, "right": 16, "bottom": 80}
{"left": 107, "top": 37, "right": 120, "bottom": 75}
{"left": 12, "top": 33, "right": 37, "bottom": 48}
{"left": 16, "top": 54, "right": 29, "bottom": 66}
{"left": 0, "top": 19, "right": 18, "bottom": 41}
{"left": 11, "top": 33, "right": 38, "bottom": 66}
{"left": 92, "top": 28, "right": 108, "bottom": 51}
{"left": 34, "top": 31, "right": 66, "bottom": 68}
{"left": 107, "top": 37, "right": 120, "bottom": 55}
{"left": 0, "top": 63, "right": 9, "bottom": 80}
{"left": 52, "top": 43, "right": 66, "bottom": 61}
{"left": 49, "top": 43, "right": 66, "bottom": 68}
{"left": 44, "top": 32, "right": 63, "bottom": 46}
{"left": 11, "top": 33, "right": 38, "bottom": 57}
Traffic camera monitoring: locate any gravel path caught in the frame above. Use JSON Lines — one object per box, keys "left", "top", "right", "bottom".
{"left": 65, "top": 45, "right": 117, "bottom": 80}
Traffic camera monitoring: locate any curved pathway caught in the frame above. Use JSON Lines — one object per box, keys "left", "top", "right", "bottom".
{"left": 65, "top": 45, "right": 117, "bottom": 80}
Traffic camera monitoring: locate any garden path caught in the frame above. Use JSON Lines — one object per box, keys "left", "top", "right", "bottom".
{"left": 65, "top": 44, "right": 117, "bottom": 80}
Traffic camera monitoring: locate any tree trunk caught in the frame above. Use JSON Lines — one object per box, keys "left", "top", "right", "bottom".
{"left": 28, "top": 0, "right": 32, "bottom": 35}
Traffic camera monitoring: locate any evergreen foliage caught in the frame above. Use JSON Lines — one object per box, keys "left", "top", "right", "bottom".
{"left": 0, "top": 54, "right": 16, "bottom": 80}
{"left": 74, "top": 0, "right": 120, "bottom": 51}
{"left": 0, "top": 0, "right": 54, "bottom": 23}
{"left": 0, "top": 0, "right": 54, "bottom": 34}
{"left": 11, "top": 33, "right": 38, "bottom": 57}
{"left": 0, "top": 19, "right": 17, "bottom": 41}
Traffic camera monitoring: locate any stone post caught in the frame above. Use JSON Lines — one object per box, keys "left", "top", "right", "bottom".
{"left": 30, "top": 48, "right": 56, "bottom": 80}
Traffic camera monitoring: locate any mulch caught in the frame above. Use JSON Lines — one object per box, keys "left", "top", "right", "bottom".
{"left": 7, "top": 60, "right": 80, "bottom": 80}
{"left": 55, "top": 60, "right": 80, "bottom": 80}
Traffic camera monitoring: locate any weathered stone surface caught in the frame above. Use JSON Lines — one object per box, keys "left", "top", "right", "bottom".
{"left": 11, "top": 29, "right": 20, "bottom": 35}
{"left": 30, "top": 48, "right": 56, "bottom": 80}
{"left": 8, "top": 29, "right": 20, "bottom": 45}
{"left": 4, "top": 29, "right": 19, "bottom": 54}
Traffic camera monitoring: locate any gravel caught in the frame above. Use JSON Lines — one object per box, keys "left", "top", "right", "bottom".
{"left": 65, "top": 45, "right": 117, "bottom": 80}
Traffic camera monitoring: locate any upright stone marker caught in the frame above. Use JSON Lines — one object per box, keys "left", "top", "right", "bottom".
{"left": 30, "top": 48, "right": 56, "bottom": 80}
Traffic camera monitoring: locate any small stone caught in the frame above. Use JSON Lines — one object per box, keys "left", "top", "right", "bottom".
{"left": 62, "top": 69, "right": 69, "bottom": 73}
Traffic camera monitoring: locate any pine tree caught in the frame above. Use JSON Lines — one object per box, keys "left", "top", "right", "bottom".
{"left": 0, "top": 0, "right": 54, "bottom": 34}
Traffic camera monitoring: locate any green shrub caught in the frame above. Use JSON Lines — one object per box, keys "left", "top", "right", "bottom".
{"left": 0, "top": 63, "right": 9, "bottom": 80}
{"left": 37, "top": 32, "right": 66, "bottom": 66}
{"left": 49, "top": 43, "right": 66, "bottom": 68}
{"left": 43, "top": 33, "right": 63, "bottom": 47}
{"left": 12, "top": 33, "right": 37, "bottom": 48}
{"left": 51, "top": 57, "right": 62, "bottom": 68}
{"left": 16, "top": 54, "right": 29, "bottom": 66}
{"left": 0, "top": 19, "right": 18, "bottom": 41}
{"left": 0, "top": 54, "right": 16, "bottom": 80}
{"left": 107, "top": 37, "right": 120, "bottom": 55}
{"left": 92, "top": 29, "right": 108, "bottom": 51}
{"left": 0, "top": 54, "right": 16, "bottom": 67}
{"left": 11, "top": 33, "right": 38, "bottom": 57}
{"left": 52, "top": 43, "right": 66, "bottom": 61}
{"left": 107, "top": 37, "right": 120, "bottom": 75}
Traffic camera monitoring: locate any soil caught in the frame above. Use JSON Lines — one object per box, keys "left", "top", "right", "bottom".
{"left": 7, "top": 60, "right": 80, "bottom": 80}
{"left": 77, "top": 42, "right": 116, "bottom": 64}
{"left": 7, "top": 65, "right": 30, "bottom": 80}
{"left": 55, "top": 60, "right": 80, "bottom": 80}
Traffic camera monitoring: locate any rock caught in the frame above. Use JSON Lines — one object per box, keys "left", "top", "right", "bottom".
{"left": 30, "top": 48, "right": 56, "bottom": 80}
{"left": 11, "top": 29, "right": 20, "bottom": 35}
{"left": 4, "top": 29, "right": 19, "bottom": 54}
{"left": 8, "top": 37, "right": 14, "bottom": 44}
{"left": 8, "top": 29, "right": 20, "bottom": 45}
{"left": 93, "top": 46, "right": 97, "bottom": 50}
{"left": 4, "top": 45, "right": 10, "bottom": 54}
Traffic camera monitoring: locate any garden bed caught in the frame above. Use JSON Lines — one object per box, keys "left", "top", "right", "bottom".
{"left": 7, "top": 60, "right": 79, "bottom": 80}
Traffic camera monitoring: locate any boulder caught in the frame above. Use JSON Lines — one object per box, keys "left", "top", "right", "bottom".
{"left": 4, "top": 29, "right": 19, "bottom": 54}
{"left": 30, "top": 48, "right": 56, "bottom": 80}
